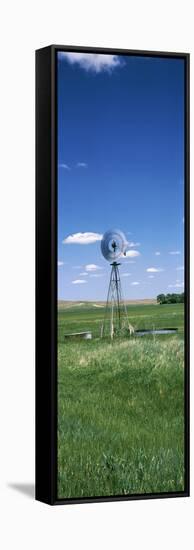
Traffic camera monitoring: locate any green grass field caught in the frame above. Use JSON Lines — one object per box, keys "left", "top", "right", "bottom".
{"left": 57, "top": 302, "right": 185, "bottom": 499}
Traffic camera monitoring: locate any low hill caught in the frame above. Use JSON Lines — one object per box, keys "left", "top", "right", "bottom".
{"left": 58, "top": 298, "right": 157, "bottom": 310}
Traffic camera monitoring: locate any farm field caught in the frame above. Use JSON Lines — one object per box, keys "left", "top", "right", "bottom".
{"left": 57, "top": 302, "right": 185, "bottom": 499}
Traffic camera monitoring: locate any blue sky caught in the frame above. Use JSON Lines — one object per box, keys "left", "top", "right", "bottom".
{"left": 57, "top": 51, "right": 184, "bottom": 301}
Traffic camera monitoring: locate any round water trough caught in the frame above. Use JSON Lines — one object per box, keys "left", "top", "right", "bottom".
{"left": 135, "top": 328, "right": 178, "bottom": 337}
{"left": 64, "top": 331, "right": 92, "bottom": 340}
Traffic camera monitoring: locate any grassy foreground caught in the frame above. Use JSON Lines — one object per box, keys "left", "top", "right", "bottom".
{"left": 58, "top": 304, "right": 184, "bottom": 499}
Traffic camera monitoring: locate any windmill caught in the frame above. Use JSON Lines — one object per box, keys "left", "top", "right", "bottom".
{"left": 100, "top": 229, "right": 134, "bottom": 338}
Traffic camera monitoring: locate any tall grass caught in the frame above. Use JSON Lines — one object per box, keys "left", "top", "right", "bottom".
{"left": 58, "top": 334, "right": 184, "bottom": 498}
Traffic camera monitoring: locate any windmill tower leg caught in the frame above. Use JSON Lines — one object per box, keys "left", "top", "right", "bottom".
{"left": 101, "top": 263, "right": 115, "bottom": 338}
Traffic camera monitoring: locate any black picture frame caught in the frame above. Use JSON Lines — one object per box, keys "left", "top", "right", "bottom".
{"left": 36, "top": 44, "right": 190, "bottom": 505}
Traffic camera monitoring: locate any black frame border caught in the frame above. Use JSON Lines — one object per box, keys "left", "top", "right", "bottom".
{"left": 36, "top": 44, "right": 190, "bottom": 505}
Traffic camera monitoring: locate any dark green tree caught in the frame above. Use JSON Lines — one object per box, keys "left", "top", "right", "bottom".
{"left": 157, "top": 294, "right": 165, "bottom": 304}
{"left": 157, "top": 292, "right": 184, "bottom": 305}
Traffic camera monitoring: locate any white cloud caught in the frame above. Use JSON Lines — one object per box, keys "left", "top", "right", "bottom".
{"left": 77, "top": 162, "right": 87, "bottom": 168}
{"left": 128, "top": 241, "right": 141, "bottom": 247}
{"left": 176, "top": 266, "right": 184, "bottom": 271}
{"left": 58, "top": 163, "right": 70, "bottom": 170}
{"left": 85, "top": 264, "right": 102, "bottom": 272}
{"left": 146, "top": 267, "right": 164, "bottom": 273}
{"left": 155, "top": 251, "right": 161, "bottom": 256}
{"left": 79, "top": 272, "right": 88, "bottom": 276}
{"left": 123, "top": 250, "right": 140, "bottom": 258}
{"left": 72, "top": 279, "right": 87, "bottom": 284}
{"left": 58, "top": 261, "right": 64, "bottom": 267}
{"left": 63, "top": 232, "right": 102, "bottom": 245}
{"left": 131, "top": 281, "right": 140, "bottom": 286}
{"left": 59, "top": 52, "right": 123, "bottom": 73}
{"left": 122, "top": 273, "right": 131, "bottom": 277}
{"left": 89, "top": 273, "right": 103, "bottom": 278}
{"left": 169, "top": 251, "right": 181, "bottom": 255}
{"left": 148, "top": 275, "right": 154, "bottom": 278}
{"left": 168, "top": 283, "right": 184, "bottom": 288}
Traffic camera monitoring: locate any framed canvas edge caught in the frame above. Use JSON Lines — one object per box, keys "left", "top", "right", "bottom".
{"left": 35, "top": 44, "right": 190, "bottom": 506}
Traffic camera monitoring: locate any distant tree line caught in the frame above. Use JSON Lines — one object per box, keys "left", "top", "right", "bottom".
{"left": 157, "top": 293, "right": 184, "bottom": 305}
